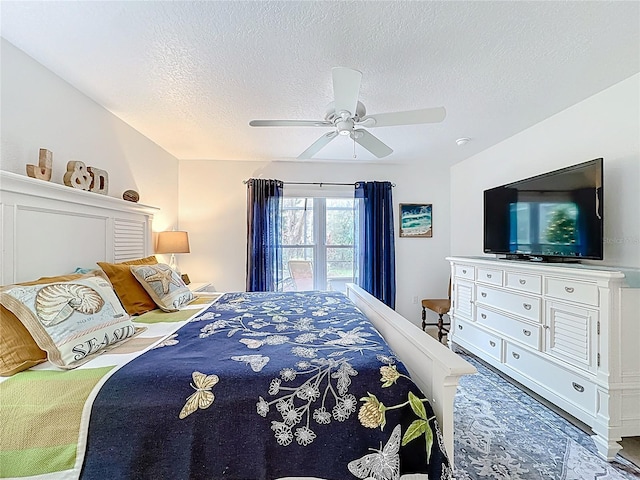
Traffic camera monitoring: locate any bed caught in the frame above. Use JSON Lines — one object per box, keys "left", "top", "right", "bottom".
{"left": 0, "top": 171, "right": 476, "bottom": 479}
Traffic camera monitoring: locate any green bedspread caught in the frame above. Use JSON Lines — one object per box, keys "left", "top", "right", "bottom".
{"left": 0, "top": 298, "right": 217, "bottom": 478}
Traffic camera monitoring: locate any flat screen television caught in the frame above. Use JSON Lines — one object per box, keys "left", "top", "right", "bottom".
{"left": 483, "top": 158, "right": 603, "bottom": 261}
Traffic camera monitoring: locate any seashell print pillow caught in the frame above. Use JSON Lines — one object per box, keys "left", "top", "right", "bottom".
{"left": 0, "top": 275, "right": 135, "bottom": 369}
{"left": 130, "top": 263, "right": 194, "bottom": 312}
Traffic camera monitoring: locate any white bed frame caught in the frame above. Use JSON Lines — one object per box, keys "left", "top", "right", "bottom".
{"left": 0, "top": 170, "right": 476, "bottom": 464}
{"left": 346, "top": 283, "right": 476, "bottom": 463}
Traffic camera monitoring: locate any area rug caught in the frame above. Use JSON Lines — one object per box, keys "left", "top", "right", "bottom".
{"left": 453, "top": 352, "right": 640, "bottom": 479}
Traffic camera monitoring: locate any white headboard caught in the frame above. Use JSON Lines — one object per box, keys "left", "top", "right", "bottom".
{"left": 0, "top": 171, "right": 159, "bottom": 284}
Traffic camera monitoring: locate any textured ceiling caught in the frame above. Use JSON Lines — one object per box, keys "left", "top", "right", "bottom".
{"left": 1, "top": 1, "right": 638, "bottom": 165}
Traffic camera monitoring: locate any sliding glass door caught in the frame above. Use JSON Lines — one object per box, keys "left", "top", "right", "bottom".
{"left": 281, "top": 197, "right": 355, "bottom": 292}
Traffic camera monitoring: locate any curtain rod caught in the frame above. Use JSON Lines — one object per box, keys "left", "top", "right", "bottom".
{"left": 242, "top": 180, "right": 395, "bottom": 187}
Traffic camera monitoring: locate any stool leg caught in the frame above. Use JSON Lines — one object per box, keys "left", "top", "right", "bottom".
{"left": 421, "top": 306, "right": 427, "bottom": 331}
{"left": 437, "top": 314, "right": 445, "bottom": 343}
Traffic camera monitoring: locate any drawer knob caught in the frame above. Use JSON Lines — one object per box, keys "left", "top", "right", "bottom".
{"left": 519, "top": 279, "right": 526, "bottom": 285}
{"left": 489, "top": 340, "right": 496, "bottom": 347}
{"left": 512, "top": 352, "right": 520, "bottom": 359}
{"left": 565, "top": 286, "right": 575, "bottom": 293}
{"left": 523, "top": 303, "right": 532, "bottom": 310}
{"left": 462, "top": 269, "right": 467, "bottom": 274}
{"left": 572, "top": 382, "right": 584, "bottom": 393}
{"left": 523, "top": 329, "right": 531, "bottom": 336}
{"left": 458, "top": 324, "right": 463, "bottom": 330}
{"left": 481, "top": 292, "right": 487, "bottom": 298}
{"left": 481, "top": 313, "right": 487, "bottom": 319}
{"left": 486, "top": 273, "right": 492, "bottom": 278}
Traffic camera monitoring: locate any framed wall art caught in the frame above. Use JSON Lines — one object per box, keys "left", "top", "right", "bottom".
{"left": 399, "top": 203, "right": 432, "bottom": 238}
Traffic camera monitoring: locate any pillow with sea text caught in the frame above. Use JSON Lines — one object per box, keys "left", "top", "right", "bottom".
{"left": 0, "top": 275, "right": 135, "bottom": 369}
{"left": 0, "top": 271, "right": 102, "bottom": 375}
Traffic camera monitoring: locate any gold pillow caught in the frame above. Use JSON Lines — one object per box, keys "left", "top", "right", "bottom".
{"left": 0, "top": 305, "right": 47, "bottom": 376}
{"left": 0, "top": 273, "right": 85, "bottom": 377}
{"left": 97, "top": 256, "right": 158, "bottom": 316}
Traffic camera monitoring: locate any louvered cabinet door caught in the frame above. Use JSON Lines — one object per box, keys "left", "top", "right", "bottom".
{"left": 452, "top": 279, "right": 475, "bottom": 322}
{"left": 544, "top": 300, "right": 599, "bottom": 374}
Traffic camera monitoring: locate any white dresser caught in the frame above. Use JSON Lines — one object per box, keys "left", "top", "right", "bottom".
{"left": 446, "top": 256, "right": 640, "bottom": 460}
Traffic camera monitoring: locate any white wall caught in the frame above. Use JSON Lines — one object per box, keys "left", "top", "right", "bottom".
{"left": 0, "top": 38, "right": 180, "bottom": 232}
{"left": 179, "top": 159, "right": 452, "bottom": 322}
{"left": 451, "top": 74, "right": 640, "bottom": 269}
{"left": 0, "top": 38, "right": 452, "bottom": 325}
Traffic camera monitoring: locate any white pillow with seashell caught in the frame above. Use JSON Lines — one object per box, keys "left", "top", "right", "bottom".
{"left": 129, "top": 263, "right": 194, "bottom": 312}
{"left": 0, "top": 274, "right": 135, "bottom": 368}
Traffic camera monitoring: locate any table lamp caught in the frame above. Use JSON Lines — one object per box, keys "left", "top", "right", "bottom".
{"left": 156, "top": 230, "right": 190, "bottom": 274}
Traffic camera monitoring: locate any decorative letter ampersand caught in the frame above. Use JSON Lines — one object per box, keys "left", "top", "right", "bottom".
{"left": 64, "top": 161, "right": 92, "bottom": 191}
{"left": 26, "top": 149, "right": 53, "bottom": 181}
{"left": 63, "top": 161, "right": 109, "bottom": 195}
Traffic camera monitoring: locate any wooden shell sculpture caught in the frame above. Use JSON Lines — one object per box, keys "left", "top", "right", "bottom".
{"left": 35, "top": 284, "right": 104, "bottom": 326}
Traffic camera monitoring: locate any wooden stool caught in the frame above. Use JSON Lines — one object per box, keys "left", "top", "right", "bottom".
{"left": 421, "top": 280, "right": 451, "bottom": 343}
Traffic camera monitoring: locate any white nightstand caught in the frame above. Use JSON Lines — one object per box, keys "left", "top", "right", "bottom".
{"left": 187, "top": 282, "right": 215, "bottom": 293}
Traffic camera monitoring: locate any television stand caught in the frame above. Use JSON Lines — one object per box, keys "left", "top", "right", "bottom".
{"left": 503, "top": 254, "right": 547, "bottom": 262}
{"left": 503, "top": 254, "right": 581, "bottom": 264}
{"left": 446, "top": 256, "right": 640, "bottom": 461}
{"left": 504, "top": 253, "right": 528, "bottom": 261}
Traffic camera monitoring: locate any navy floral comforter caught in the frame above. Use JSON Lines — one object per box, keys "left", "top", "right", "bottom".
{"left": 81, "top": 291, "right": 451, "bottom": 479}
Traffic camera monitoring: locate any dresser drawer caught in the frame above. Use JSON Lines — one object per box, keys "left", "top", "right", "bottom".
{"left": 476, "top": 306, "right": 540, "bottom": 350}
{"left": 505, "top": 344, "right": 596, "bottom": 416}
{"left": 454, "top": 265, "right": 475, "bottom": 280}
{"left": 505, "top": 272, "right": 542, "bottom": 294}
{"left": 546, "top": 277, "right": 599, "bottom": 306}
{"left": 476, "top": 285, "right": 541, "bottom": 322}
{"left": 477, "top": 268, "right": 503, "bottom": 286}
{"left": 455, "top": 319, "right": 503, "bottom": 361}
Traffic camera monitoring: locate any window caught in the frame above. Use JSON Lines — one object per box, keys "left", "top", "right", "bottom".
{"left": 281, "top": 197, "right": 355, "bottom": 292}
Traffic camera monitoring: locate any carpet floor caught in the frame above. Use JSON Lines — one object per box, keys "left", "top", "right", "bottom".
{"left": 453, "top": 352, "right": 640, "bottom": 479}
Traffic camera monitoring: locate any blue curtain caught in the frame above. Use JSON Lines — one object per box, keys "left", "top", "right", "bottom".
{"left": 246, "top": 178, "right": 283, "bottom": 291}
{"left": 354, "top": 181, "right": 396, "bottom": 309}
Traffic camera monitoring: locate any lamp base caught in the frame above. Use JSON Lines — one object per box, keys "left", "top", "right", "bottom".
{"left": 169, "top": 254, "right": 180, "bottom": 275}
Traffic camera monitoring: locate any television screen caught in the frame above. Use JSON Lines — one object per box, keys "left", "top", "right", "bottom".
{"left": 484, "top": 158, "right": 603, "bottom": 261}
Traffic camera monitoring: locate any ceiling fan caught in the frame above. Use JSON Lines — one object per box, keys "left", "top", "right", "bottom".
{"left": 249, "top": 67, "right": 446, "bottom": 159}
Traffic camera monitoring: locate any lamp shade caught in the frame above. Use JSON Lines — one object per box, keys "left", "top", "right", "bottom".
{"left": 156, "top": 231, "right": 190, "bottom": 254}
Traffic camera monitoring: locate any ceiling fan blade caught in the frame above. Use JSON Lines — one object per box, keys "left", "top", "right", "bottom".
{"left": 297, "top": 131, "right": 339, "bottom": 159}
{"left": 352, "top": 129, "right": 393, "bottom": 158}
{"left": 332, "top": 67, "right": 362, "bottom": 116}
{"left": 360, "top": 107, "right": 446, "bottom": 127}
{"left": 249, "top": 119, "right": 333, "bottom": 127}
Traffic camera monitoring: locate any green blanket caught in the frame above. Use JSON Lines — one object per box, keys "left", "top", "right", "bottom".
{"left": 0, "top": 367, "right": 113, "bottom": 477}
{"left": 0, "top": 302, "right": 213, "bottom": 478}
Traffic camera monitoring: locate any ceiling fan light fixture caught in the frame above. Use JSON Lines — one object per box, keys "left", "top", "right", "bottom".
{"left": 336, "top": 119, "right": 353, "bottom": 135}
